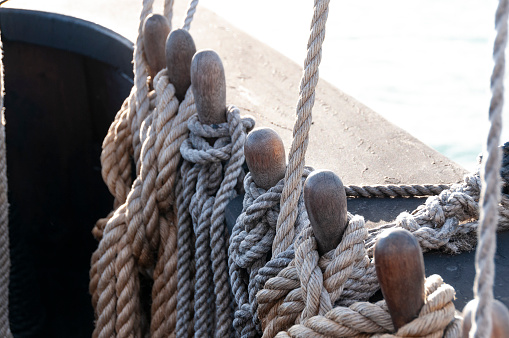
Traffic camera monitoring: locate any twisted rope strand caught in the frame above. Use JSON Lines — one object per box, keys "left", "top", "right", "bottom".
{"left": 274, "top": 0, "right": 330, "bottom": 257}
{"left": 276, "top": 275, "right": 457, "bottom": 338}
{"left": 183, "top": 0, "right": 200, "bottom": 31}
{"left": 472, "top": 0, "right": 509, "bottom": 337}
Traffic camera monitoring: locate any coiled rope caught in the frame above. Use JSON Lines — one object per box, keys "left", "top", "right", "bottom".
{"left": 0, "top": 28, "right": 12, "bottom": 338}
{"left": 91, "top": 0, "right": 200, "bottom": 337}
{"left": 229, "top": 169, "right": 311, "bottom": 337}
{"left": 175, "top": 108, "right": 254, "bottom": 337}
{"left": 275, "top": 275, "right": 461, "bottom": 338}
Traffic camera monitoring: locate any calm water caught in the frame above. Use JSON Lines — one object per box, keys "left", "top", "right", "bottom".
{"left": 201, "top": 0, "right": 507, "bottom": 172}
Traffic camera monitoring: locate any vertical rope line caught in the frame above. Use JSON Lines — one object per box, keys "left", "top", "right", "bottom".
{"left": 0, "top": 29, "right": 12, "bottom": 338}
{"left": 182, "top": 0, "right": 200, "bottom": 31}
{"left": 163, "top": 0, "right": 175, "bottom": 27}
{"left": 472, "top": 0, "right": 508, "bottom": 337}
{"left": 272, "top": 0, "right": 330, "bottom": 256}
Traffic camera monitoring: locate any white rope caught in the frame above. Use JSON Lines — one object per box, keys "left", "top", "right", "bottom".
{"left": 0, "top": 28, "right": 12, "bottom": 338}
{"left": 471, "top": 0, "right": 509, "bottom": 337}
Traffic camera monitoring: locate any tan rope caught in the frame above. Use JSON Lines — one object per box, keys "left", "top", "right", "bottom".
{"left": 258, "top": 215, "right": 379, "bottom": 337}
{"left": 275, "top": 275, "right": 459, "bottom": 338}
{"left": 273, "top": 0, "right": 330, "bottom": 257}
{"left": 0, "top": 28, "right": 12, "bottom": 338}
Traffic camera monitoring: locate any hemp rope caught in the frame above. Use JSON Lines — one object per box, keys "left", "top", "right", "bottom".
{"left": 93, "top": 79, "right": 196, "bottom": 338}
{"left": 257, "top": 215, "right": 379, "bottom": 337}
{"left": 273, "top": 0, "right": 330, "bottom": 257}
{"left": 275, "top": 275, "right": 460, "bottom": 338}
{"left": 175, "top": 108, "right": 254, "bottom": 337}
{"left": 229, "top": 169, "right": 311, "bottom": 337}
{"left": 470, "top": 0, "right": 509, "bottom": 337}
{"left": 0, "top": 29, "right": 12, "bottom": 338}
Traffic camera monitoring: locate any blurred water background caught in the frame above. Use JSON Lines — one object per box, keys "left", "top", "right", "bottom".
{"left": 201, "top": 0, "right": 507, "bottom": 172}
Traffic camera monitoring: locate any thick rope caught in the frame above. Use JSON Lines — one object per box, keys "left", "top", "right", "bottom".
{"left": 0, "top": 28, "right": 12, "bottom": 338}
{"left": 257, "top": 215, "right": 378, "bottom": 337}
{"left": 273, "top": 0, "right": 330, "bottom": 257}
{"left": 176, "top": 108, "right": 254, "bottom": 337}
{"left": 229, "top": 169, "right": 311, "bottom": 337}
{"left": 471, "top": 0, "right": 509, "bottom": 337}
{"left": 275, "top": 275, "right": 459, "bottom": 338}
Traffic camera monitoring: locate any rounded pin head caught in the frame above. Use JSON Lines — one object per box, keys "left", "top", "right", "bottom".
{"left": 303, "top": 170, "right": 348, "bottom": 255}
{"left": 143, "top": 14, "right": 171, "bottom": 80}
{"left": 244, "top": 128, "right": 286, "bottom": 190}
{"left": 166, "top": 29, "right": 196, "bottom": 102}
{"left": 374, "top": 228, "right": 425, "bottom": 331}
{"left": 462, "top": 299, "right": 509, "bottom": 337}
{"left": 191, "top": 49, "right": 227, "bottom": 125}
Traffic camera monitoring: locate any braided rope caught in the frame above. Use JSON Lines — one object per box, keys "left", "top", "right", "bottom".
{"left": 275, "top": 275, "right": 458, "bottom": 338}
{"left": 273, "top": 0, "right": 330, "bottom": 257}
{"left": 364, "top": 170, "right": 509, "bottom": 257}
{"left": 0, "top": 28, "right": 12, "bottom": 338}
{"left": 471, "top": 0, "right": 509, "bottom": 337}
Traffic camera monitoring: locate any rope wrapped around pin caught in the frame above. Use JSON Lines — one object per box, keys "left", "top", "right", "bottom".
{"left": 229, "top": 128, "right": 312, "bottom": 337}
{"left": 257, "top": 171, "right": 379, "bottom": 338}
{"left": 175, "top": 49, "right": 255, "bottom": 338}
{"left": 275, "top": 229, "right": 462, "bottom": 338}
{"left": 91, "top": 27, "right": 197, "bottom": 338}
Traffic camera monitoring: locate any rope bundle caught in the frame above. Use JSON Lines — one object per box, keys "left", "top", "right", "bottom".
{"left": 256, "top": 215, "right": 379, "bottom": 337}
{"left": 175, "top": 107, "right": 254, "bottom": 337}
{"left": 229, "top": 168, "right": 312, "bottom": 337}
{"left": 365, "top": 168, "right": 509, "bottom": 257}
{"left": 275, "top": 275, "right": 461, "bottom": 338}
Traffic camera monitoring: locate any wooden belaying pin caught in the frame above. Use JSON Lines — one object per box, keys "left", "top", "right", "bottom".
{"left": 244, "top": 128, "right": 286, "bottom": 190}
{"left": 143, "top": 14, "right": 170, "bottom": 80}
{"left": 374, "top": 228, "right": 425, "bottom": 331}
{"left": 191, "top": 49, "right": 227, "bottom": 125}
{"left": 165, "top": 29, "right": 196, "bottom": 102}
{"left": 303, "top": 170, "right": 348, "bottom": 255}
{"left": 462, "top": 299, "right": 509, "bottom": 337}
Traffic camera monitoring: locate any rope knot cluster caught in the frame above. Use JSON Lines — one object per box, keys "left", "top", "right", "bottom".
{"left": 257, "top": 215, "right": 379, "bottom": 337}
{"left": 229, "top": 168, "right": 312, "bottom": 336}
{"left": 176, "top": 105, "right": 254, "bottom": 337}
{"left": 275, "top": 274, "right": 461, "bottom": 337}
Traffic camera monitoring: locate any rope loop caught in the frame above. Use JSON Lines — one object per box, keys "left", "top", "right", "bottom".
{"left": 276, "top": 275, "right": 458, "bottom": 338}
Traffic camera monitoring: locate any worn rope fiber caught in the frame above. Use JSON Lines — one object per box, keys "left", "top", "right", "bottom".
{"left": 364, "top": 166, "right": 509, "bottom": 258}
{"left": 175, "top": 107, "right": 254, "bottom": 337}
{"left": 471, "top": 0, "right": 509, "bottom": 337}
{"left": 93, "top": 77, "right": 196, "bottom": 338}
{"left": 275, "top": 274, "right": 460, "bottom": 338}
{"left": 273, "top": 0, "right": 330, "bottom": 257}
{"left": 229, "top": 168, "right": 311, "bottom": 337}
{"left": 257, "top": 215, "right": 379, "bottom": 337}
{"left": 0, "top": 28, "right": 12, "bottom": 338}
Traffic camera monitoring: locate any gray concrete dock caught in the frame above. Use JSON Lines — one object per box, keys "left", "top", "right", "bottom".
{"left": 4, "top": 0, "right": 468, "bottom": 185}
